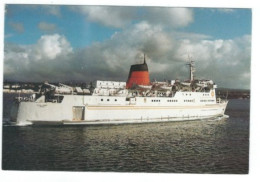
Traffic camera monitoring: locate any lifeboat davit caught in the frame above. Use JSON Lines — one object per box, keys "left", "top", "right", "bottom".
{"left": 126, "top": 55, "right": 150, "bottom": 89}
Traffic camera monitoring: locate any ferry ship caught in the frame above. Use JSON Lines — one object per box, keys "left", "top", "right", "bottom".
{"left": 11, "top": 56, "right": 228, "bottom": 126}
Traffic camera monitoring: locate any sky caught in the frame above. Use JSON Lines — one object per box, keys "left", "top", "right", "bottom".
{"left": 3, "top": 5, "right": 252, "bottom": 89}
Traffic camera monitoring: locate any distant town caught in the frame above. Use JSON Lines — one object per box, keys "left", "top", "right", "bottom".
{"left": 3, "top": 81, "right": 250, "bottom": 99}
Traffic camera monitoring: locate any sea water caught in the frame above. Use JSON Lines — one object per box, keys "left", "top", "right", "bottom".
{"left": 2, "top": 93, "right": 249, "bottom": 173}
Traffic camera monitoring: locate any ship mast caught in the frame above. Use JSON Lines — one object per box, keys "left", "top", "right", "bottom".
{"left": 187, "top": 56, "right": 195, "bottom": 81}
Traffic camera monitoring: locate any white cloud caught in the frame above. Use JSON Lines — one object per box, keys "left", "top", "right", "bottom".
{"left": 43, "top": 5, "right": 61, "bottom": 17}
{"left": 217, "top": 8, "right": 236, "bottom": 14}
{"left": 9, "top": 22, "right": 24, "bottom": 33}
{"left": 31, "top": 34, "right": 73, "bottom": 60}
{"left": 4, "top": 25, "right": 251, "bottom": 89}
{"left": 173, "top": 35, "right": 251, "bottom": 88}
{"left": 70, "top": 6, "right": 193, "bottom": 28}
{"left": 143, "top": 7, "right": 193, "bottom": 27}
{"left": 38, "top": 22, "right": 57, "bottom": 32}
{"left": 71, "top": 6, "right": 136, "bottom": 28}
{"left": 4, "top": 34, "right": 73, "bottom": 81}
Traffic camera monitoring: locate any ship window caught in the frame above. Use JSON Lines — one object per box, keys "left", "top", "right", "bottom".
{"left": 46, "top": 95, "right": 64, "bottom": 103}
{"left": 101, "top": 99, "right": 103, "bottom": 101}
{"left": 107, "top": 99, "right": 109, "bottom": 101}
{"left": 115, "top": 99, "right": 117, "bottom": 101}
{"left": 126, "top": 98, "right": 130, "bottom": 101}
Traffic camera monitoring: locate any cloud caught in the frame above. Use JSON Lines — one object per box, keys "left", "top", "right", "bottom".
{"left": 4, "top": 33, "right": 13, "bottom": 39}
{"left": 70, "top": 6, "right": 136, "bottom": 28}
{"left": 4, "top": 23, "right": 251, "bottom": 89}
{"left": 42, "top": 5, "right": 61, "bottom": 17}
{"left": 216, "top": 8, "right": 236, "bottom": 14}
{"left": 32, "top": 34, "right": 73, "bottom": 60}
{"left": 143, "top": 7, "right": 193, "bottom": 27}
{"left": 174, "top": 35, "right": 251, "bottom": 88}
{"left": 38, "top": 22, "right": 57, "bottom": 32}
{"left": 70, "top": 6, "right": 193, "bottom": 28}
{"left": 5, "top": 5, "right": 62, "bottom": 18}
{"left": 4, "top": 34, "right": 73, "bottom": 81}
{"left": 9, "top": 22, "right": 24, "bottom": 33}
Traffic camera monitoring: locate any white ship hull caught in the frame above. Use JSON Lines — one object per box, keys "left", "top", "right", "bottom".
{"left": 12, "top": 59, "right": 229, "bottom": 126}
{"left": 14, "top": 93, "right": 228, "bottom": 126}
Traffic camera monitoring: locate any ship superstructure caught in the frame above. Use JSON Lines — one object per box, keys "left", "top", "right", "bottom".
{"left": 12, "top": 56, "right": 228, "bottom": 125}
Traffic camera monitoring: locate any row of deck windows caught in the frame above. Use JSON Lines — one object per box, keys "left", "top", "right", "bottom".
{"left": 152, "top": 100, "right": 161, "bottom": 102}
{"left": 99, "top": 98, "right": 215, "bottom": 103}
{"left": 101, "top": 98, "right": 117, "bottom": 102}
{"left": 182, "top": 93, "right": 192, "bottom": 96}
{"left": 200, "top": 100, "right": 215, "bottom": 102}
{"left": 184, "top": 100, "right": 194, "bottom": 102}
{"left": 167, "top": 100, "right": 178, "bottom": 102}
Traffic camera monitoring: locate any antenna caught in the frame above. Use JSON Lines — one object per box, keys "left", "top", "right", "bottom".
{"left": 186, "top": 55, "right": 195, "bottom": 81}
{"left": 144, "top": 54, "right": 146, "bottom": 64}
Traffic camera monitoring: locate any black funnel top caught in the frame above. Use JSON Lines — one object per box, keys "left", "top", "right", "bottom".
{"left": 129, "top": 62, "right": 148, "bottom": 72}
{"left": 129, "top": 55, "right": 148, "bottom": 73}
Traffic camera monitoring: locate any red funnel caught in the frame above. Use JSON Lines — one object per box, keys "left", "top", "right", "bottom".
{"left": 126, "top": 57, "right": 150, "bottom": 89}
